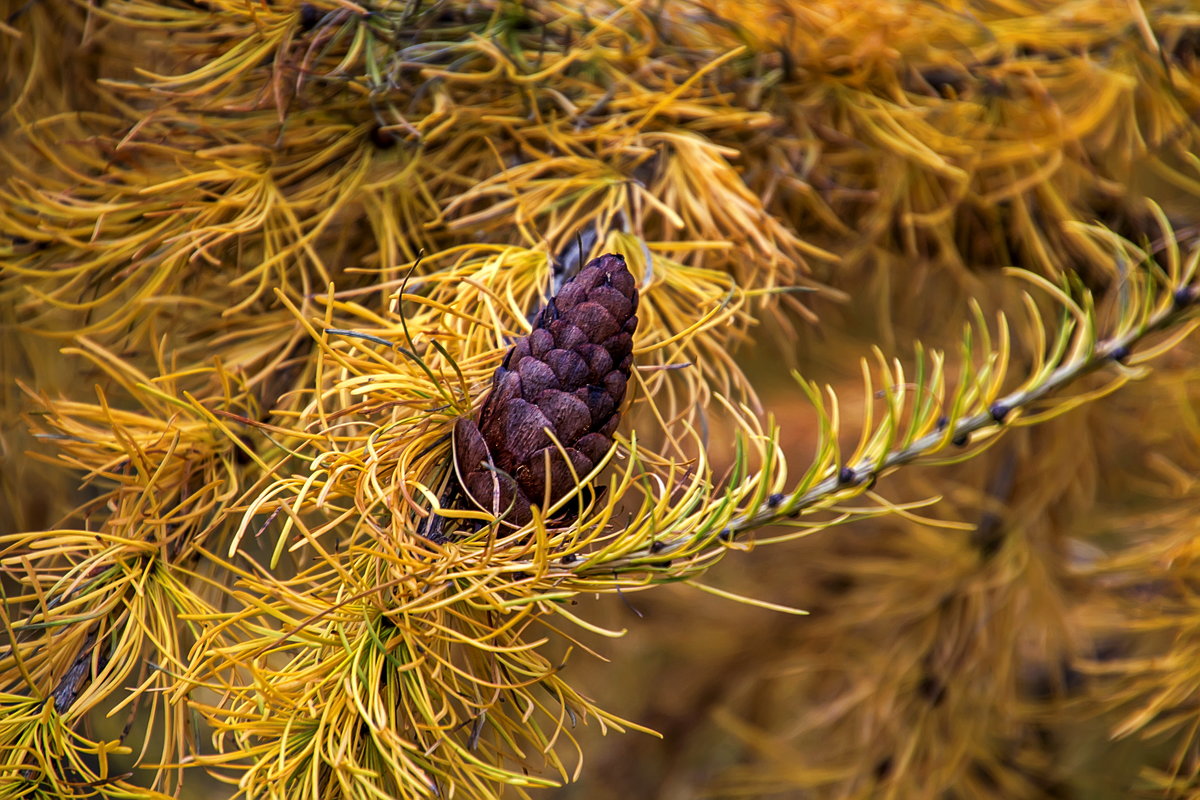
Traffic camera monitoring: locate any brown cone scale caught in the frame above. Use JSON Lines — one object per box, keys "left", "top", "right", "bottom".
{"left": 454, "top": 254, "right": 639, "bottom": 525}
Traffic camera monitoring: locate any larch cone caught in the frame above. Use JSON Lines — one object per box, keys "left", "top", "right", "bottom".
{"left": 453, "top": 253, "right": 639, "bottom": 526}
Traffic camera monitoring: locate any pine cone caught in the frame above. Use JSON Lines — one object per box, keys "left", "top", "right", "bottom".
{"left": 454, "top": 253, "right": 639, "bottom": 526}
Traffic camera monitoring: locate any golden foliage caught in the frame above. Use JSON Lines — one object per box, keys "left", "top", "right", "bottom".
{"left": 2, "top": 1, "right": 1200, "bottom": 798}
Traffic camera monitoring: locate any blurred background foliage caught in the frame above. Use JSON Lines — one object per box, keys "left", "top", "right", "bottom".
{"left": 3, "top": 0, "right": 1200, "bottom": 798}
